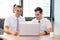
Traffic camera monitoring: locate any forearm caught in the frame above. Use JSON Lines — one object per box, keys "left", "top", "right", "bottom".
{"left": 4, "top": 28, "right": 12, "bottom": 34}
{"left": 4, "top": 25, "right": 12, "bottom": 34}
{"left": 40, "top": 28, "right": 52, "bottom": 35}
{"left": 39, "top": 31, "right": 45, "bottom": 36}
{"left": 39, "top": 31, "right": 50, "bottom": 36}
{"left": 47, "top": 28, "right": 52, "bottom": 34}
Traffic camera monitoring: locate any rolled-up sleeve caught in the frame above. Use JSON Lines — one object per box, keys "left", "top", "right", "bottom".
{"left": 46, "top": 19, "right": 52, "bottom": 28}
{"left": 4, "top": 17, "right": 10, "bottom": 27}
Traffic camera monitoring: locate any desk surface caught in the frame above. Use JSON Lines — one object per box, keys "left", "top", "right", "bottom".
{"left": 0, "top": 35, "right": 60, "bottom": 40}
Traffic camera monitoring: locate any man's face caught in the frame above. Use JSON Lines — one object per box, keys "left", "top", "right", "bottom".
{"left": 35, "top": 11, "right": 42, "bottom": 20}
{"left": 14, "top": 7, "right": 22, "bottom": 17}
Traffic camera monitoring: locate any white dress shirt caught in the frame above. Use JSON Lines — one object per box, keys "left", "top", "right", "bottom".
{"left": 31, "top": 17, "right": 52, "bottom": 32}
{"left": 4, "top": 14, "right": 25, "bottom": 34}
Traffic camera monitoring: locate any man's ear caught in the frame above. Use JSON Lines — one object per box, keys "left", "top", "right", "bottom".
{"left": 13, "top": 9, "right": 15, "bottom": 13}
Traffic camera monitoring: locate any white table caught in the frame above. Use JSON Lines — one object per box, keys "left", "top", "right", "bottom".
{"left": 0, "top": 35, "right": 60, "bottom": 40}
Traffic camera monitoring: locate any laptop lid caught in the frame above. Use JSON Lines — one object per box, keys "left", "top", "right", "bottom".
{"left": 19, "top": 23, "right": 40, "bottom": 35}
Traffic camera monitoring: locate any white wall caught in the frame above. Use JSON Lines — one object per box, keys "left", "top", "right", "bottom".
{"left": 54, "top": 0, "right": 60, "bottom": 35}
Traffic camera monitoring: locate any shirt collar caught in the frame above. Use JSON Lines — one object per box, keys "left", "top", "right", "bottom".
{"left": 12, "top": 14, "right": 22, "bottom": 19}
{"left": 35, "top": 17, "right": 44, "bottom": 22}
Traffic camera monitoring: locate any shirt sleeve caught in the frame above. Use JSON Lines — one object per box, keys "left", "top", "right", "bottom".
{"left": 23, "top": 17, "right": 25, "bottom": 22}
{"left": 23, "top": 18, "right": 25, "bottom": 23}
{"left": 46, "top": 19, "right": 52, "bottom": 28}
{"left": 31, "top": 19, "right": 34, "bottom": 23}
{"left": 4, "top": 17, "right": 10, "bottom": 27}
{"left": 31, "top": 19, "right": 38, "bottom": 24}
{"left": 20, "top": 17, "right": 25, "bottom": 23}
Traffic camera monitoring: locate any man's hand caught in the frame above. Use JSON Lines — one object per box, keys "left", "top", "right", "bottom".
{"left": 4, "top": 25, "right": 19, "bottom": 36}
{"left": 11, "top": 31, "right": 19, "bottom": 36}
{"left": 39, "top": 32, "right": 45, "bottom": 36}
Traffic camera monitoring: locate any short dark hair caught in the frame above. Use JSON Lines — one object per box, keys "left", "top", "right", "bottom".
{"left": 13, "top": 4, "right": 22, "bottom": 9}
{"left": 34, "top": 7, "right": 43, "bottom": 14}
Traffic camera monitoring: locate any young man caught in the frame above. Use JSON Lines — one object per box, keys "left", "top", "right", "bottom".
{"left": 4, "top": 4, "right": 25, "bottom": 36}
{"left": 32, "top": 7, "right": 52, "bottom": 36}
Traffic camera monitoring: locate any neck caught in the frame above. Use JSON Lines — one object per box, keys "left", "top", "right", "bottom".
{"left": 15, "top": 15, "right": 21, "bottom": 18}
{"left": 37, "top": 17, "right": 42, "bottom": 20}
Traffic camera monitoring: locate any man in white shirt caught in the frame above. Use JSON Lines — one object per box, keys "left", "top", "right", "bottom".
{"left": 4, "top": 4, "right": 25, "bottom": 36}
{"left": 32, "top": 7, "right": 52, "bottom": 36}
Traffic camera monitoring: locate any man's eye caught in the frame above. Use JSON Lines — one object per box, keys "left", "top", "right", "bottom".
{"left": 17, "top": 10, "right": 19, "bottom": 12}
{"left": 35, "top": 14, "right": 39, "bottom": 15}
{"left": 17, "top": 10, "right": 22, "bottom": 12}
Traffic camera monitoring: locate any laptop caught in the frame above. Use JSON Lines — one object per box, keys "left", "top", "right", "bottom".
{"left": 19, "top": 23, "right": 40, "bottom": 36}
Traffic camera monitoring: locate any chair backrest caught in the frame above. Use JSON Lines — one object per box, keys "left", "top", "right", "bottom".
{"left": 0, "top": 28, "right": 4, "bottom": 35}
{"left": 0, "top": 19, "right": 5, "bottom": 29}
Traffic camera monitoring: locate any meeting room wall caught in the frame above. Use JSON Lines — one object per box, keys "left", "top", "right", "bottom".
{"left": 54, "top": 0, "right": 60, "bottom": 35}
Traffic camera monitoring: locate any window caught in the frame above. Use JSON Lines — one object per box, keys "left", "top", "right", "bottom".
{"left": 0, "top": 0, "right": 19, "bottom": 18}
{"left": 23, "top": 0, "right": 50, "bottom": 17}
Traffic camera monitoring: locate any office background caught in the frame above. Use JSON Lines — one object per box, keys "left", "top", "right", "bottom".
{"left": 0, "top": 0, "right": 60, "bottom": 35}
{"left": 0, "top": 0, "right": 54, "bottom": 28}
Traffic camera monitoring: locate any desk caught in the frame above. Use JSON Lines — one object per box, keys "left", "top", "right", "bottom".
{"left": 0, "top": 35, "right": 60, "bottom": 40}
